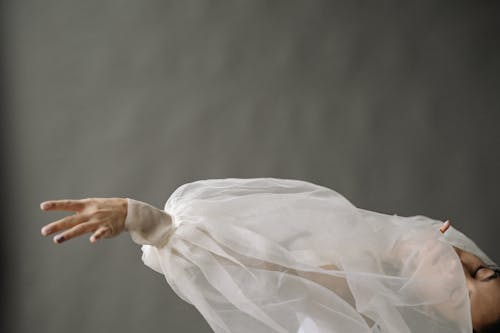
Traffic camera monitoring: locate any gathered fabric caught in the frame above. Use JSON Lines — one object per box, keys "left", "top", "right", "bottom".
{"left": 128, "top": 178, "right": 494, "bottom": 333}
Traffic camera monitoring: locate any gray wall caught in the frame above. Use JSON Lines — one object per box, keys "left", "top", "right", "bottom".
{"left": 3, "top": 1, "right": 499, "bottom": 332}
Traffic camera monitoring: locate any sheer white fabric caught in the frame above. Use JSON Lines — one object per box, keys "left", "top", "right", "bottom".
{"left": 126, "top": 178, "right": 494, "bottom": 333}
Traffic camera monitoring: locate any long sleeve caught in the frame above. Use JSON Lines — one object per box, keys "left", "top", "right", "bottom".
{"left": 125, "top": 178, "right": 474, "bottom": 333}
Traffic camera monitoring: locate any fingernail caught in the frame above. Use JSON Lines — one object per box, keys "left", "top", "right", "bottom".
{"left": 41, "top": 227, "right": 50, "bottom": 236}
{"left": 90, "top": 236, "right": 96, "bottom": 243}
{"left": 54, "top": 235, "right": 65, "bottom": 243}
{"left": 40, "top": 202, "right": 51, "bottom": 210}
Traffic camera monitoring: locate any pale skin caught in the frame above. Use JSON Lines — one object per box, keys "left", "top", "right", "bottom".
{"left": 40, "top": 198, "right": 499, "bottom": 331}
{"left": 40, "top": 198, "right": 128, "bottom": 243}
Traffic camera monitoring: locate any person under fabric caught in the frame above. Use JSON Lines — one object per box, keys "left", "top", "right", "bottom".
{"left": 39, "top": 178, "right": 500, "bottom": 333}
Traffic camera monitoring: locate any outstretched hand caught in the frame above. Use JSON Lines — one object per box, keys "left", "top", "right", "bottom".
{"left": 40, "top": 198, "right": 128, "bottom": 244}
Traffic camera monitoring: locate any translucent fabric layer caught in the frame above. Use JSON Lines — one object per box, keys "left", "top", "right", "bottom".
{"left": 136, "top": 178, "right": 475, "bottom": 333}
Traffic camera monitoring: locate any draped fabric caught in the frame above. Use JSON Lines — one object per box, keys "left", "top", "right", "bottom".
{"left": 129, "top": 178, "right": 493, "bottom": 333}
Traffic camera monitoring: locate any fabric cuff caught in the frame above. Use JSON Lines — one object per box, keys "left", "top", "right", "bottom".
{"left": 124, "top": 198, "right": 174, "bottom": 247}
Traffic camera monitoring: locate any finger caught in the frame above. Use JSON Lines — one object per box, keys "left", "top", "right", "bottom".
{"left": 90, "top": 226, "right": 111, "bottom": 243}
{"left": 440, "top": 220, "right": 451, "bottom": 234}
{"left": 40, "top": 199, "right": 86, "bottom": 212}
{"left": 53, "top": 222, "right": 96, "bottom": 244}
{"left": 41, "top": 213, "right": 91, "bottom": 236}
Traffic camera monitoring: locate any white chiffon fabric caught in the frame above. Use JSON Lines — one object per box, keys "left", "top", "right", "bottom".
{"left": 126, "top": 178, "right": 495, "bottom": 333}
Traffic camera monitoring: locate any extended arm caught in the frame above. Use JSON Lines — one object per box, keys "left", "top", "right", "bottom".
{"left": 40, "top": 197, "right": 172, "bottom": 246}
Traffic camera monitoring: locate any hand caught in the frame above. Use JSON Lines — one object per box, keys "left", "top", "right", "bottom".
{"left": 40, "top": 198, "right": 128, "bottom": 244}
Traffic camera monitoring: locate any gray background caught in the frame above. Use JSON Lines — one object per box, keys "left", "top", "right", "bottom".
{"left": 3, "top": 1, "right": 499, "bottom": 332}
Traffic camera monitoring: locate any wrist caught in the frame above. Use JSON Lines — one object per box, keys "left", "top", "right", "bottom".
{"left": 124, "top": 198, "right": 174, "bottom": 246}
{"left": 118, "top": 197, "right": 128, "bottom": 230}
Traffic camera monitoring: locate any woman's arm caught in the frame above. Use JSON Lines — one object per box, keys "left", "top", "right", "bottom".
{"left": 40, "top": 198, "right": 173, "bottom": 246}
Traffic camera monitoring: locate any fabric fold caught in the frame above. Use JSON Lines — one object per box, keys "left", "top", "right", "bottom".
{"left": 127, "top": 178, "right": 486, "bottom": 333}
